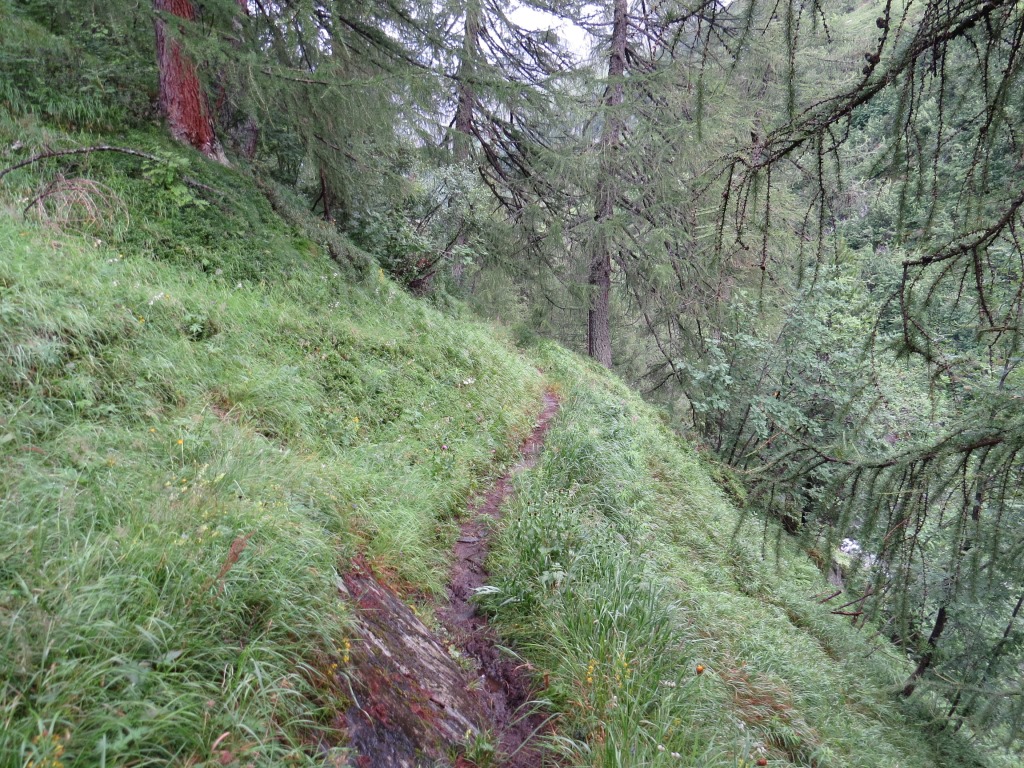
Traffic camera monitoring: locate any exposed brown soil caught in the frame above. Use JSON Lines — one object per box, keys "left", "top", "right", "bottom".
{"left": 338, "top": 559, "right": 490, "bottom": 767}
{"left": 438, "top": 389, "right": 561, "bottom": 767}
{"left": 337, "top": 389, "right": 560, "bottom": 767}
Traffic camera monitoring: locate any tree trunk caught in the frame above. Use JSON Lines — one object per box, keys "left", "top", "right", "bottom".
{"left": 451, "top": 0, "right": 481, "bottom": 286}
{"left": 154, "top": 0, "right": 227, "bottom": 163}
{"left": 587, "top": 0, "right": 627, "bottom": 368}
{"left": 454, "top": 0, "right": 480, "bottom": 165}
{"left": 588, "top": 237, "right": 612, "bottom": 366}
{"left": 229, "top": 0, "right": 259, "bottom": 159}
{"left": 319, "top": 168, "right": 333, "bottom": 223}
{"left": 901, "top": 605, "right": 947, "bottom": 697}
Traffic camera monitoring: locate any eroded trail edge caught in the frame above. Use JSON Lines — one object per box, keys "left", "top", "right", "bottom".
{"left": 338, "top": 389, "right": 560, "bottom": 768}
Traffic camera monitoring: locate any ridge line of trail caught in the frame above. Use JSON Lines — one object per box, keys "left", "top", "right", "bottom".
{"left": 439, "top": 387, "right": 561, "bottom": 768}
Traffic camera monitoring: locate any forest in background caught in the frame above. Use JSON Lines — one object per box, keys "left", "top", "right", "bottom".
{"left": 1, "top": 0, "right": 1023, "bottom": 761}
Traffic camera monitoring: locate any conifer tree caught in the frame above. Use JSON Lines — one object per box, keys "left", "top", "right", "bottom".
{"left": 587, "top": 0, "right": 626, "bottom": 368}
{"left": 684, "top": 0, "right": 1024, "bottom": 732}
{"left": 153, "top": 0, "right": 227, "bottom": 163}
{"left": 449, "top": 0, "right": 481, "bottom": 285}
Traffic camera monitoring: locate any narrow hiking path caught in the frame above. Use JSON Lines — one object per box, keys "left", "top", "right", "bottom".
{"left": 337, "top": 389, "right": 561, "bottom": 767}
{"left": 439, "top": 388, "right": 561, "bottom": 767}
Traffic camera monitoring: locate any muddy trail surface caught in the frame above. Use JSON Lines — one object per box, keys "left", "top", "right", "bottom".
{"left": 338, "top": 390, "right": 561, "bottom": 768}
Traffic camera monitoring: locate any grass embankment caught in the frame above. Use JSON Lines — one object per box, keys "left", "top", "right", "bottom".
{"left": 484, "top": 344, "right": 1003, "bottom": 768}
{"left": 0, "top": 124, "right": 1005, "bottom": 768}
{"left": 0, "top": 144, "right": 541, "bottom": 767}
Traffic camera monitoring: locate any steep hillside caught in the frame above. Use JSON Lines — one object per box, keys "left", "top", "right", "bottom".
{"left": 0, "top": 137, "right": 542, "bottom": 765}
{"left": 486, "top": 345, "right": 1007, "bottom": 767}
{"left": 0, "top": 133, "right": 1007, "bottom": 767}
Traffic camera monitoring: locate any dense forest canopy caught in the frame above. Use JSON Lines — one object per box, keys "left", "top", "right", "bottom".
{"left": 1, "top": 0, "right": 1023, "bottom": 754}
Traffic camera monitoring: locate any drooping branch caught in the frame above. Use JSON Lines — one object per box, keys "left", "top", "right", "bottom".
{"left": 751, "top": 0, "right": 1016, "bottom": 173}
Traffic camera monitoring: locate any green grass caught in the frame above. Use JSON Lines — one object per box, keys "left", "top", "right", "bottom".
{"left": 482, "top": 341, "right": 1008, "bottom": 768}
{"left": 0, "top": 131, "right": 542, "bottom": 765}
{"left": 0, "top": 119, "right": 1012, "bottom": 768}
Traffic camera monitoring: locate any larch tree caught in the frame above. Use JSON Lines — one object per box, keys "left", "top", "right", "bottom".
{"left": 406, "top": 0, "right": 573, "bottom": 292}
{"left": 453, "top": 0, "right": 482, "bottom": 166}
{"left": 153, "top": 0, "right": 227, "bottom": 163}
{"left": 449, "top": 0, "right": 481, "bottom": 285}
{"left": 533, "top": 0, "right": 751, "bottom": 370}
{"left": 587, "top": 0, "right": 627, "bottom": 368}
{"left": 685, "top": 0, "right": 1024, "bottom": 733}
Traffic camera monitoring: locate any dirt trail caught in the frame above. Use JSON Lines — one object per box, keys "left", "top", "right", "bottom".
{"left": 438, "top": 389, "right": 561, "bottom": 766}
{"left": 337, "top": 389, "right": 560, "bottom": 767}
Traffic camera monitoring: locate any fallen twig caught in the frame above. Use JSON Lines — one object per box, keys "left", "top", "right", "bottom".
{"left": 209, "top": 532, "right": 253, "bottom": 595}
{"left": 0, "top": 145, "right": 160, "bottom": 181}
{"left": 0, "top": 144, "right": 219, "bottom": 196}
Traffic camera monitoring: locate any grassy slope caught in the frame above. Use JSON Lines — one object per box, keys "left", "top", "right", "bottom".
{"left": 0, "top": 129, "right": 1002, "bottom": 768}
{"left": 486, "top": 346, "right": 1006, "bottom": 768}
{"left": 0, "top": 138, "right": 541, "bottom": 766}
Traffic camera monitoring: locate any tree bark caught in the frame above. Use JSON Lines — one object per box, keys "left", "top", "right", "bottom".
{"left": 154, "top": 0, "right": 227, "bottom": 163}
{"left": 228, "top": 0, "right": 259, "bottom": 159}
{"left": 588, "top": 0, "right": 627, "bottom": 368}
{"left": 319, "top": 168, "right": 333, "bottom": 223}
{"left": 453, "top": 0, "right": 480, "bottom": 165}
{"left": 450, "top": 0, "right": 481, "bottom": 286}
{"left": 901, "top": 605, "right": 947, "bottom": 697}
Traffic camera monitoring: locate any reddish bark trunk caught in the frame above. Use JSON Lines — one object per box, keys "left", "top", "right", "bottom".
{"left": 153, "top": 0, "right": 226, "bottom": 163}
